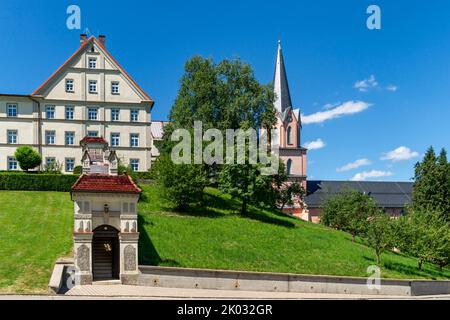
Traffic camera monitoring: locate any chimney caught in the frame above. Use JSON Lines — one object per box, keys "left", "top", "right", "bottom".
{"left": 98, "top": 35, "right": 106, "bottom": 47}
{"left": 80, "top": 34, "right": 87, "bottom": 46}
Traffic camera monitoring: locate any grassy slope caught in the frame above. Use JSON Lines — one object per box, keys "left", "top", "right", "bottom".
{"left": 0, "top": 185, "right": 448, "bottom": 293}
{"left": 138, "top": 184, "right": 450, "bottom": 280}
{"left": 0, "top": 191, "right": 73, "bottom": 294}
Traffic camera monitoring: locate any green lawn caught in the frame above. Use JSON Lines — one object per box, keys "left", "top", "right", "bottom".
{"left": 0, "top": 191, "right": 73, "bottom": 294}
{"left": 0, "top": 185, "right": 449, "bottom": 293}
{"left": 138, "top": 184, "right": 450, "bottom": 280}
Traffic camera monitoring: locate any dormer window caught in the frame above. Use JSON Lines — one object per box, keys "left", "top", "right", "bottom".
{"left": 65, "top": 79, "right": 74, "bottom": 92}
{"left": 88, "top": 58, "right": 97, "bottom": 69}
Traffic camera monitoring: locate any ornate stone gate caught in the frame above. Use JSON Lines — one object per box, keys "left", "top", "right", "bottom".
{"left": 71, "top": 137, "right": 141, "bottom": 285}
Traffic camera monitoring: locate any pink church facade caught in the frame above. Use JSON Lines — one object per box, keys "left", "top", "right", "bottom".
{"left": 272, "top": 41, "right": 309, "bottom": 219}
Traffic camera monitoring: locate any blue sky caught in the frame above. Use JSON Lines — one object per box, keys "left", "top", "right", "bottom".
{"left": 0, "top": 0, "right": 449, "bottom": 181}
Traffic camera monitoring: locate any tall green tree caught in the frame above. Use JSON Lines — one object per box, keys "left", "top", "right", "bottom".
{"left": 14, "top": 146, "right": 42, "bottom": 172}
{"left": 155, "top": 56, "right": 277, "bottom": 208}
{"left": 412, "top": 146, "right": 450, "bottom": 221}
{"left": 157, "top": 56, "right": 276, "bottom": 156}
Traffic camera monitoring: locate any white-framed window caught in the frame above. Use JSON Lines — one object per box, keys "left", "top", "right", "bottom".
{"left": 7, "top": 103, "right": 18, "bottom": 117}
{"left": 46, "top": 105, "right": 55, "bottom": 119}
{"left": 45, "top": 130, "right": 56, "bottom": 145}
{"left": 65, "top": 131, "right": 75, "bottom": 145}
{"left": 45, "top": 157, "right": 56, "bottom": 170}
{"left": 130, "top": 159, "right": 139, "bottom": 172}
{"left": 130, "top": 109, "right": 139, "bottom": 122}
{"left": 88, "top": 57, "right": 97, "bottom": 69}
{"left": 87, "top": 131, "right": 98, "bottom": 137}
{"left": 130, "top": 133, "right": 139, "bottom": 147}
{"left": 45, "top": 157, "right": 55, "bottom": 169}
{"left": 88, "top": 107, "right": 98, "bottom": 120}
{"left": 65, "top": 106, "right": 74, "bottom": 120}
{"left": 65, "top": 158, "right": 75, "bottom": 172}
{"left": 7, "top": 156, "right": 18, "bottom": 170}
{"left": 65, "top": 79, "right": 74, "bottom": 92}
{"left": 129, "top": 203, "right": 136, "bottom": 213}
{"left": 111, "top": 81, "right": 120, "bottom": 94}
{"left": 7, "top": 130, "right": 17, "bottom": 144}
{"left": 111, "top": 133, "right": 120, "bottom": 147}
{"left": 122, "top": 202, "right": 129, "bottom": 213}
{"left": 111, "top": 108, "right": 120, "bottom": 121}
{"left": 88, "top": 80, "right": 97, "bottom": 93}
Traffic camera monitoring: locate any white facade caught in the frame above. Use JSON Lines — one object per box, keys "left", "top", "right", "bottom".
{"left": 0, "top": 35, "right": 155, "bottom": 173}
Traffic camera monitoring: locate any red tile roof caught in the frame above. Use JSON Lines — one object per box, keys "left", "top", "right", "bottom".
{"left": 80, "top": 136, "right": 108, "bottom": 144}
{"left": 71, "top": 174, "right": 141, "bottom": 194}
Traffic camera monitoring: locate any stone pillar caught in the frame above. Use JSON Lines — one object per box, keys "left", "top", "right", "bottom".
{"left": 119, "top": 232, "right": 139, "bottom": 285}
{"left": 73, "top": 232, "right": 93, "bottom": 285}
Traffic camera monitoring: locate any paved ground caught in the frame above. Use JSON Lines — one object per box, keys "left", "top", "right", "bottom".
{"left": 2, "top": 285, "right": 449, "bottom": 300}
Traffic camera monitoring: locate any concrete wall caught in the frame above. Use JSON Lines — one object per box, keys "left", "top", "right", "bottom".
{"left": 138, "top": 266, "right": 450, "bottom": 296}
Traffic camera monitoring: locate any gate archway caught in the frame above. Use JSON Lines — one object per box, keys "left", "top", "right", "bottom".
{"left": 92, "top": 225, "right": 120, "bottom": 280}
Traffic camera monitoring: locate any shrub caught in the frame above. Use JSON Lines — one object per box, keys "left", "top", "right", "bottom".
{"left": 44, "top": 160, "right": 63, "bottom": 174}
{"left": 14, "top": 146, "right": 42, "bottom": 171}
{"left": 152, "top": 154, "right": 207, "bottom": 209}
{"left": 73, "top": 166, "right": 83, "bottom": 175}
{"left": 133, "top": 171, "right": 154, "bottom": 180}
{"left": 0, "top": 172, "right": 79, "bottom": 192}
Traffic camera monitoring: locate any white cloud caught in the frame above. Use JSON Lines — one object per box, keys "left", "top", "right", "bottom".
{"left": 304, "top": 138, "right": 326, "bottom": 150}
{"left": 302, "top": 101, "right": 371, "bottom": 125}
{"left": 350, "top": 170, "right": 394, "bottom": 181}
{"left": 337, "top": 158, "right": 371, "bottom": 172}
{"left": 354, "top": 75, "right": 378, "bottom": 92}
{"left": 380, "top": 146, "right": 419, "bottom": 162}
{"left": 386, "top": 84, "right": 398, "bottom": 92}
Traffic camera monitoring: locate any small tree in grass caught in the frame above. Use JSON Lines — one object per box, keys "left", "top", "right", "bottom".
{"left": 14, "top": 146, "right": 42, "bottom": 172}
{"left": 277, "top": 182, "right": 305, "bottom": 211}
{"left": 365, "top": 212, "right": 393, "bottom": 266}
{"left": 393, "top": 211, "right": 449, "bottom": 270}
{"left": 219, "top": 161, "right": 277, "bottom": 215}
{"left": 321, "top": 189, "right": 377, "bottom": 242}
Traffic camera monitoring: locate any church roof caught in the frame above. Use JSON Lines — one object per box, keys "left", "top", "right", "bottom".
{"left": 305, "top": 180, "right": 413, "bottom": 208}
{"left": 273, "top": 40, "right": 293, "bottom": 113}
{"left": 71, "top": 174, "right": 141, "bottom": 194}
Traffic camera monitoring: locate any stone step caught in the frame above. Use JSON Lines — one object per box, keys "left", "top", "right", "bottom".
{"left": 92, "top": 280, "right": 121, "bottom": 286}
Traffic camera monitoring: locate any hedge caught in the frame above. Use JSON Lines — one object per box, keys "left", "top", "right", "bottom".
{"left": 0, "top": 172, "right": 79, "bottom": 192}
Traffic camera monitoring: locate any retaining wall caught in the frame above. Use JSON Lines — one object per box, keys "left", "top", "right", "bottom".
{"left": 138, "top": 265, "right": 450, "bottom": 296}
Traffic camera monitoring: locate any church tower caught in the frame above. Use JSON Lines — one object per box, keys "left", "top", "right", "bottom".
{"left": 273, "top": 41, "right": 308, "bottom": 217}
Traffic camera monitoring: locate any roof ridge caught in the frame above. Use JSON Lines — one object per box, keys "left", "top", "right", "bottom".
{"left": 125, "top": 173, "right": 142, "bottom": 193}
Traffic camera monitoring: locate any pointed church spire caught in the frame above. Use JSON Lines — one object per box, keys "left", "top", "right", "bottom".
{"left": 273, "top": 40, "right": 293, "bottom": 113}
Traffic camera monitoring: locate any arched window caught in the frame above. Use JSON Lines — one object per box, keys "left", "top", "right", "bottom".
{"left": 287, "top": 126, "right": 292, "bottom": 145}
{"left": 287, "top": 159, "right": 292, "bottom": 175}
